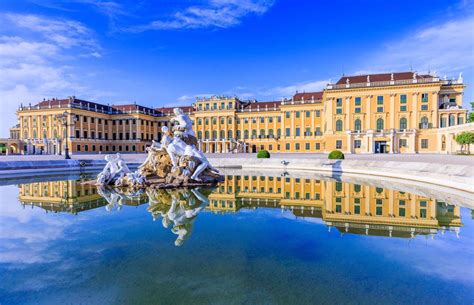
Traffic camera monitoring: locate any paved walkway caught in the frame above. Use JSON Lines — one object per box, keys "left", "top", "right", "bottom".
{"left": 0, "top": 153, "right": 472, "bottom": 165}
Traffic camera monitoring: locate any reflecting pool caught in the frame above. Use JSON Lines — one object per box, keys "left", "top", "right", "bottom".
{"left": 0, "top": 171, "right": 473, "bottom": 305}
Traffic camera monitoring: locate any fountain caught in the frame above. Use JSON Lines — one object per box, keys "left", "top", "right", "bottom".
{"left": 95, "top": 107, "right": 222, "bottom": 189}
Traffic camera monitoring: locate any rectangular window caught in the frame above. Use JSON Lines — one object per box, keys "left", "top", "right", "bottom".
{"left": 377, "top": 96, "right": 384, "bottom": 105}
{"left": 422, "top": 93, "right": 428, "bottom": 103}
{"left": 355, "top": 97, "right": 361, "bottom": 106}
{"left": 315, "top": 110, "right": 320, "bottom": 117}
{"left": 336, "top": 108, "right": 342, "bottom": 114}
{"left": 305, "top": 143, "right": 310, "bottom": 150}
{"left": 336, "top": 205, "right": 342, "bottom": 213}
{"left": 376, "top": 207, "right": 382, "bottom": 216}
{"left": 400, "top": 94, "right": 407, "bottom": 104}
{"left": 285, "top": 112, "right": 290, "bottom": 118}
{"left": 420, "top": 209, "right": 427, "bottom": 218}
{"left": 336, "top": 140, "right": 342, "bottom": 149}
{"left": 295, "top": 128, "right": 300, "bottom": 136}
{"left": 76, "top": 145, "right": 81, "bottom": 151}
{"left": 458, "top": 117, "right": 464, "bottom": 125}
{"left": 377, "top": 106, "right": 384, "bottom": 113}
{"left": 76, "top": 130, "right": 80, "bottom": 138}
{"left": 355, "top": 107, "right": 361, "bottom": 113}
{"left": 84, "top": 145, "right": 89, "bottom": 152}
{"left": 315, "top": 193, "right": 320, "bottom": 200}
{"left": 400, "top": 105, "right": 407, "bottom": 112}
{"left": 336, "top": 98, "right": 342, "bottom": 107}
{"left": 399, "top": 208, "right": 406, "bottom": 217}
{"left": 83, "top": 131, "right": 88, "bottom": 138}
{"left": 295, "top": 112, "right": 300, "bottom": 118}
{"left": 285, "top": 128, "right": 290, "bottom": 137}
{"left": 354, "top": 140, "right": 361, "bottom": 148}
{"left": 315, "top": 143, "right": 320, "bottom": 150}
{"left": 421, "top": 139, "right": 428, "bottom": 149}
{"left": 421, "top": 105, "right": 428, "bottom": 111}
{"left": 354, "top": 206, "right": 360, "bottom": 214}
{"left": 399, "top": 200, "right": 405, "bottom": 206}
{"left": 295, "top": 143, "right": 300, "bottom": 150}
{"left": 305, "top": 111, "right": 310, "bottom": 118}
{"left": 285, "top": 143, "right": 290, "bottom": 150}
{"left": 399, "top": 139, "right": 407, "bottom": 147}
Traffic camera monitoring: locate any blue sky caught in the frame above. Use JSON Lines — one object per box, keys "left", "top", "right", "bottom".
{"left": 0, "top": 0, "right": 473, "bottom": 137}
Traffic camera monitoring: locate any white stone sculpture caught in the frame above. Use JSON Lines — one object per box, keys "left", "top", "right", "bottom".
{"left": 96, "top": 153, "right": 146, "bottom": 187}
{"left": 171, "top": 107, "right": 195, "bottom": 138}
{"left": 182, "top": 145, "right": 219, "bottom": 181}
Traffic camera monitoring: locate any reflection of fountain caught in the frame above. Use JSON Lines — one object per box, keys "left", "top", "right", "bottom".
{"left": 147, "top": 187, "right": 210, "bottom": 246}
{"left": 94, "top": 108, "right": 222, "bottom": 190}
{"left": 97, "top": 186, "right": 145, "bottom": 212}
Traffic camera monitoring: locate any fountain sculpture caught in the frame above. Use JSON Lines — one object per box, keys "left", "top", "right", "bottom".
{"left": 95, "top": 108, "right": 222, "bottom": 189}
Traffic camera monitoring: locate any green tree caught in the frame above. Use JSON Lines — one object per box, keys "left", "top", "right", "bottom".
{"left": 455, "top": 131, "right": 474, "bottom": 154}
{"left": 469, "top": 102, "right": 474, "bottom": 123}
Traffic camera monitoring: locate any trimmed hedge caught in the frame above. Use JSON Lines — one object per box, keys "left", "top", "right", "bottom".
{"left": 328, "top": 150, "right": 345, "bottom": 160}
{"left": 257, "top": 150, "right": 271, "bottom": 158}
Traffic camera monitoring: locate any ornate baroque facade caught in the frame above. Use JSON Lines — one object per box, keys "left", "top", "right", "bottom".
{"left": 5, "top": 71, "right": 472, "bottom": 155}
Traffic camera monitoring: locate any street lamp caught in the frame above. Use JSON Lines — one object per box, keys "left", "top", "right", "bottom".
{"left": 56, "top": 111, "right": 77, "bottom": 159}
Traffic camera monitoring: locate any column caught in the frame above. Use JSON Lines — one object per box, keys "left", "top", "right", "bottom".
{"left": 389, "top": 191, "right": 394, "bottom": 216}
{"left": 390, "top": 129, "right": 395, "bottom": 153}
{"left": 364, "top": 187, "right": 371, "bottom": 215}
{"left": 411, "top": 93, "right": 418, "bottom": 129}
{"left": 389, "top": 94, "right": 396, "bottom": 129}
{"left": 346, "top": 131, "right": 353, "bottom": 154}
{"left": 410, "top": 197, "right": 417, "bottom": 218}
{"left": 365, "top": 95, "right": 372, "bottom": 130}
{"left": 345, "top": 97, "right": 350, "bottom": 131}
{"left": 431, "top": 92, "right": 438, "bottom": 128}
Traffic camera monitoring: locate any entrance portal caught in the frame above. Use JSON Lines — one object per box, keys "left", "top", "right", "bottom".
{"left": 375, "top": 141, "right": 388, "bottom": 154}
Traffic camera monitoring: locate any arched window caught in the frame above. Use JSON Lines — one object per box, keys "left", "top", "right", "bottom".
{"left": 212, "top": 130, "right": 217, "bottom": 140}
{"left": 53, "top": 129, "right": 58, "bottom": 138}
{"left": 197, "top": 131, "right": 202, "bottom": 139}
{"left": 220, "top": 117, "right": 224, "bottom": 124}
{"left": 259, "top": 129, "right": 265, "bottom": 137}
{"left": 236, "top": 130, "right": 241, "bottom": 139}
{"left": 399, "top": 117, "right": 407, "bottom": 130}
{"left": 335, "top": 120, "right": 343, "bottom": 132}
{"left": 33, "top": 129, "right": 37, "bottom": 139}
{"left": 43, "top": 130, "right": 47, "bottom": 139}
{"left": 252, "top": 129, "right": 257, "bottom": 138}
{"left": 354, "top": 119, "right": 361, "bottom": 131}
{"left": 205, "top": 131, "right": 209, "bottom": 139}
{"left": 205, "top": 118, "right": 209, "bottom": 125}
{"left": 24, "top": 131, "right": 28, "bottom": 139}
{"left": 228, "top": 117, "right": 232, "bottom": 124}
{"left": 268, "top": 129, "right": 274, "bottom": 137}
{"left": 376, "top": 118, "right": 384, "bottom": 131}
{"left": 244, "top": 130, "right": 249, "bottom": 139}
{"left": 197, "top": 118, "right": 202, "bottom": 125}
{"left": 220, "top": 130, "right": 225, "bottom": 139}
{"left": 449, "top": 114, "right": 455, "bottom": 126}
{"left": 277, "top": 129, "right": 281, "bottom": 137}
{"left": 227, "top": 130, "right": 233, "bottom": 139}
{"left": 212, "top": 117, "right": 217, "bottom": 124}
{"left": 420, "top": 116, "right": 429, "bottom": 129}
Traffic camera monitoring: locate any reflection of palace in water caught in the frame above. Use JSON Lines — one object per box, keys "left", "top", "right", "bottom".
{"left": 17, "top": 176, "right": 462, "bottom": 239}
{"left": 18, "top": 180, "right": 148, "bottom": 214}
{"left": 208, "top": 175, "right": 462, "bottom": 238}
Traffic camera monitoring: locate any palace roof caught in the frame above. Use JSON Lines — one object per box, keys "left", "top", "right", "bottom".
{"left": 293, "top": 91, "right": 323, "bottom": 101}
{"left": 336, "top": 72, "right": 434, "bottom": 85}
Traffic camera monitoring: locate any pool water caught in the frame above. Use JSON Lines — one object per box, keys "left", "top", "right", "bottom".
{"left": 0, "top": 172, "right": 473, "bottom": 305}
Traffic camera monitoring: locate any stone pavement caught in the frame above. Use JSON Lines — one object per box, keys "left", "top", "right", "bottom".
{"left": 0, "top": 153, "right": 472, "bottom": 165}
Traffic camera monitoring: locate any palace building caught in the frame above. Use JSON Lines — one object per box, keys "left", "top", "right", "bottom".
{"left": 4, "top": 71, "right": 473, "bottom": 155}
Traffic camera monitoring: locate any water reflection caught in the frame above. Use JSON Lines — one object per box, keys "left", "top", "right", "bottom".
{"left": 147, "top": 188, "right": 209, "bottom": 246}
{"left": 16, "top": 174, "right": 463, "bottom": 244}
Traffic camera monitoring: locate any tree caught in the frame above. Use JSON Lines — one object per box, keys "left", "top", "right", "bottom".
{"left": 455, "top": 131, "right": 474, "bottom": 154}
{"left": 469, "top": 102, "right": 474, "bottom": 123}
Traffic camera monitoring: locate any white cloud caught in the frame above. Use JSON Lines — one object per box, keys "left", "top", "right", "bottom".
{"left": 0, "top": 14, "right": 104, "bottom": 137}
{"left": 261, "top": 79, "right": 329, "bottom": 97}
{"left": 361, "top": 15, "right": 474, "bottom": 78}
{"left": 129, "top": 0, "right": 274, "bottom": 31}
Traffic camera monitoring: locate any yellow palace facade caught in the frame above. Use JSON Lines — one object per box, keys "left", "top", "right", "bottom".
{"left": 6, "top": 71, "right": 472, "bottom": 155}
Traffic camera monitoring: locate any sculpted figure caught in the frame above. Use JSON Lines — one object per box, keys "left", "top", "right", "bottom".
{"left": 182, "top": 145, "right": 219, "bottom": 181}
{"left": 97, "top": 154, "right": 124, "bottom": 185}
{"left": 170, "top": 108, "right": 195, "bottom": 138}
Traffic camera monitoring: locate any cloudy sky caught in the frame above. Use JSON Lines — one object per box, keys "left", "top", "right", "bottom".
{"left": 0, "top": 0, "right": 473, "bottom": 137}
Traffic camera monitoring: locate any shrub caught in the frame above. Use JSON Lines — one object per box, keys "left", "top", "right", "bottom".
{"left": 328, "top": 150, "right": 345, "bottom": 160}
{"left": 257, "top": 150, "right": 270, "bottom": 158}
